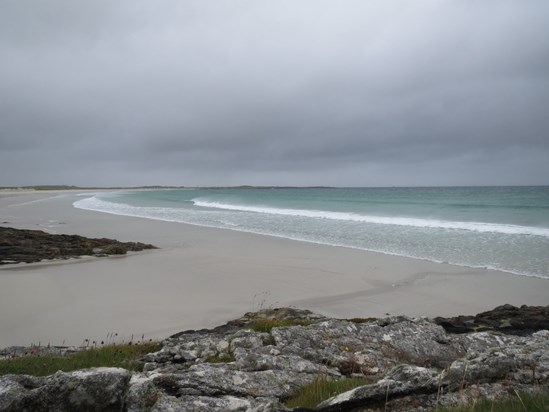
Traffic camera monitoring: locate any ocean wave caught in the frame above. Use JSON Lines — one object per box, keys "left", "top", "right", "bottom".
{"left": 73, "top": 195, "right": 177, "bottom": 222}
{"left": 192, "top": 199, "right": 549, "bottom": 237}
{"left": 72, "top": 194, "right": 548, "bottom": 278}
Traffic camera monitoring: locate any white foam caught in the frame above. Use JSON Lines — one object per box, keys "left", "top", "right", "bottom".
{"left": 192, "top": 199, "right": 549, "bottom": 237}
{"left": 73, "top": 196, "right": 183, "bottom": 224}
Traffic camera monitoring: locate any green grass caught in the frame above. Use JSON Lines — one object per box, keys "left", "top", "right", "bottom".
{"left": 440, "top": 391, "right": 549, "bottom": 412}
{"left": 249, "top": 318, "right": 312, "bottom": 333}
{"left": 285, "top": 377, "right": 371, "bottom": 409}
{"left": 0, "top": 342, "right": 160, "bottom": 377}
{"left": 204, "top": 353, "right": 236, "bottom": 364}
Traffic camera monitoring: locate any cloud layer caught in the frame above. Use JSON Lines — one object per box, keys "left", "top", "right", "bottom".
{"left": 1, "top": 1, "right": 548, "bottom": 186}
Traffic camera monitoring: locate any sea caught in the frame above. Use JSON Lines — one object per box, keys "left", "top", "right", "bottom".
{"left": 73, "top": 186, "right": 549, "bottom": 279}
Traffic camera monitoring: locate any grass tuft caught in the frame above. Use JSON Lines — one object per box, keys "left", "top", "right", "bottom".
{"left": 249, "top": 318, "right": 312, "bottom": 333}
{"left": 285, "top": 377, "right": 370, "bottom": 409}
{"left": 0, "top": 342, "right": 160, "bottom": 376}
{"left": 204, "top": 353, "right": 236, "bottom": 364}
{"left": 440, "top": 391, "right": 549, "bottom": 412}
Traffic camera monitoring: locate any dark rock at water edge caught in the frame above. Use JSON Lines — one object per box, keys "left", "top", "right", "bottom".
{"left": 0, "top": 226, "right": 157, "bottom": 265}
{"left": 434, "top": 304, "right": 549, "bottom": 336}
{"left": 0, "top": 306, "right": 548, "bottom": 411}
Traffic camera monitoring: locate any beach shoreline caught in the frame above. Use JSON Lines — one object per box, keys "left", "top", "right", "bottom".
{"left": 1, "top": 190, "right": 547, "bottom": 349}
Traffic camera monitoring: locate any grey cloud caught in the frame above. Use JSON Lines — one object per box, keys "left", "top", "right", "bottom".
{"left": 1, "top": 1, "right": 548, "bottom": 187}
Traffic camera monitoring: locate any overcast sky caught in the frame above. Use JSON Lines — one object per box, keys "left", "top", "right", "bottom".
{"left": 1, "top": 1, "right": 548, "bottom": 187}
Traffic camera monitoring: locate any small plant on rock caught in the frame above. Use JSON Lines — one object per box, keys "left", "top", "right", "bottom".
{"left": 204, "top": 353, "right": 236, "bottom": 364}
{"left": 285, "top": 376, "right": 371, "bottom": 409}
{"left": 249, "top": 318, "right": 312, "bottom": 333}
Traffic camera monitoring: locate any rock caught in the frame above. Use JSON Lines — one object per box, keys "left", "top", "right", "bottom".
{"left": 152, "top": 365, "right": 315, "bottom": 399}
{"left": 447, "top": 329, "right": 549, "bottom": 389}
{"left": 148, "top": 394, "right": 286, "bottom": 412}
{"left": 316, "top": 364, "right": 443, "bottom": 411}
{"left": 125, "top": 374, "right": 162, "bottom": 412}
{"left": 0, "top": 226, "right": 157, "bottom": 264}
{"left": 269, "top": 316, "right": 462, "bottom": 372}
{"left": 1, "top": 306, "right": 548, "bottom": 411}
{"left": 434, "top": 304, "right": 549, "bottom": 336}
{"left": 0, "top": 345, "right": 81, "bottom": 360}
{"left": 0, "top": 368, "right": 131, "bottom": 412}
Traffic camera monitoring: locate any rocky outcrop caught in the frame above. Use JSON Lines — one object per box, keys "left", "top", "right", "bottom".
{"left": 0, "top": 306, "right": 548, "bottom": 411}
{"left": 0, "top": 368, "right": 131, "bottom": 412}
{"left": 0, "top": 227, "right": 157, "bottom": 264}
{"left": 434, "top": 303, "right": 549, "bottom": 335}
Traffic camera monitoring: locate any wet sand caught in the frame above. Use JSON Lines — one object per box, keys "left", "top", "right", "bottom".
{"left": 1, "top": 191, "right": 547, "bottom": 348}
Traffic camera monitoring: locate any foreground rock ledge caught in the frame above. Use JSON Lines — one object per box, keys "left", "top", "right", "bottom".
{"left": 0, "top": 226, "right": 157, "bottom": 264}
{"left": 1, "top": 305, "right": 548, "bottom": 411}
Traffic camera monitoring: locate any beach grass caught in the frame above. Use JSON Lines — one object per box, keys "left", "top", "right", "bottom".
{"left": 0, "top": 342, "right": 159, "bottom": 377}
{"left": 439, "top": 391, "right": 549, "bottom": 412}
{"left": 284, "top": 376, "right": 370, "bottom": 409}
{"left": 249, "top": 318, "right": 313, "bottom": 333}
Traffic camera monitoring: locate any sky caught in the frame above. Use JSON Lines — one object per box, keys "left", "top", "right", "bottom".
{"left": 1, "top": 1, "right": 548, "bottom": 187}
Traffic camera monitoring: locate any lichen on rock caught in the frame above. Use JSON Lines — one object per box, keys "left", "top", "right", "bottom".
{"left": 1, "top": 306, "right": 548, "bottom": 411}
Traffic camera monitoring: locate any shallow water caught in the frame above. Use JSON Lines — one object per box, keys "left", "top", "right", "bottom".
{"left": 74, "top": 186, "right": 549, "bottom": 278}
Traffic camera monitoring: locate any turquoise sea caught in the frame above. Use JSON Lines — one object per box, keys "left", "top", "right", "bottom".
{"left": 74, "top": 187, "right": 549, "bottom": 279}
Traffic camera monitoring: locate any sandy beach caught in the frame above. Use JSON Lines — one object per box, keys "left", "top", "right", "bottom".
{"left": 0, "top": 190, "right": 547, "bottom": 349}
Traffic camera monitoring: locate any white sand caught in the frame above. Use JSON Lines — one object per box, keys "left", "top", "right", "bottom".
{"left": 1, "top": 191, "right": 547, "bottom": 348}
